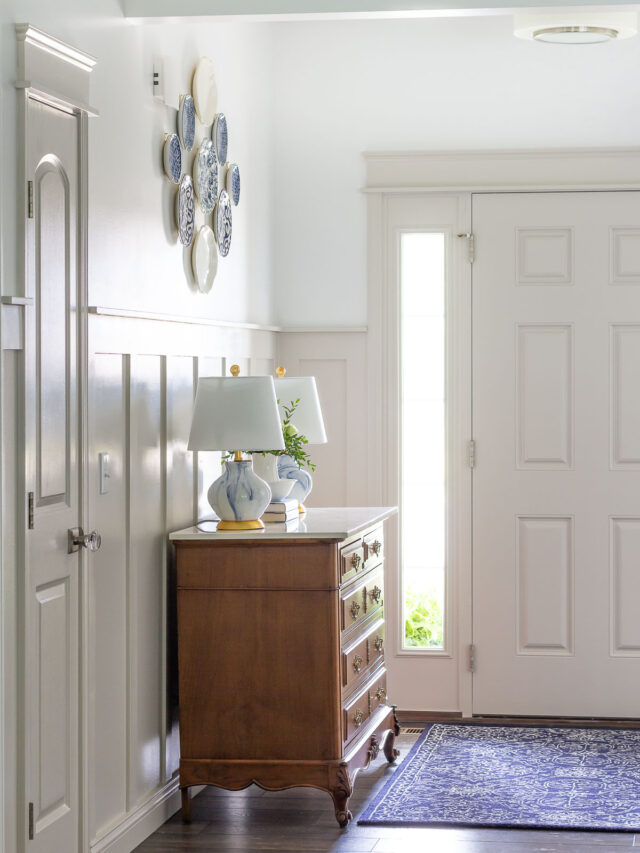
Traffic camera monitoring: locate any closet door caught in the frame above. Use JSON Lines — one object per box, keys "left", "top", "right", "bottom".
{"left": 24, "top": 95, "right": 82, "bottom": 853}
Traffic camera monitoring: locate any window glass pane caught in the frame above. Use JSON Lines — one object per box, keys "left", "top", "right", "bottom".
{"left": 400, "top": 232, "right": 446, "bottom": 650}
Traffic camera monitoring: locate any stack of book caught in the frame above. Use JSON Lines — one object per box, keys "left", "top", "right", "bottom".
{"left": 262, "top": 498, "right": 299, "bottom": 523}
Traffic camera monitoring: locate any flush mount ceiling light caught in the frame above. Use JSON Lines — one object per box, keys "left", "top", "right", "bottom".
{"left": 515, "top": 10, "right": 638, "bottom": 44}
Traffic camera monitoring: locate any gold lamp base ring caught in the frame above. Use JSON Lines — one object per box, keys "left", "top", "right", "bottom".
{"left": 217, "top": 519, "right": 265, "bottom": 531}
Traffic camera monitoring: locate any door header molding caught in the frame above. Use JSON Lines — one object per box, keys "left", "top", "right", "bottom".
{"left": 363, "top": 148, "right": 640, "bottom": 193}
{"left": 15, "top": 24, "right": 98, "bottom": 115}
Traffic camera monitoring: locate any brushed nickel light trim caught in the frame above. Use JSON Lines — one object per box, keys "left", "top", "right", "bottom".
{"left": 533, "top": 25, "right": 618, "bottom": 44}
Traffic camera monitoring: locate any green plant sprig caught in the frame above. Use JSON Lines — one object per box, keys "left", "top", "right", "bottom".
{"left": 222, "top": 398, "right": 316, "bottom": 472}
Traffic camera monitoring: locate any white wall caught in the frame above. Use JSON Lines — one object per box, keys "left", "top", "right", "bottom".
{"left": 271, "top": 15, "right": 640, "bottom": 326}
{"left": 1, "top": 1, "right": 276, "bottom": 324}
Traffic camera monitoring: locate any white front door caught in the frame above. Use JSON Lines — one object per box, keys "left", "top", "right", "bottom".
{"left": 24, "top": 96, "right": 83, "bottom": 852}
{"left": 473, "top": 191, "right": 640, "bottom": 717}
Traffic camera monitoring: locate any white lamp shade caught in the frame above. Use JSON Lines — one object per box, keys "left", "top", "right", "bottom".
{"left": 273, "top": 376, "right": 327, "bottom": 445}
{"left": 187, "top": 376, "right": 285, "bottom": 452}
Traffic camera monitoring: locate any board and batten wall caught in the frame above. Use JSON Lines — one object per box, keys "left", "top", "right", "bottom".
{"left": 86, "top": 318, "right": 368, "bottom": 852}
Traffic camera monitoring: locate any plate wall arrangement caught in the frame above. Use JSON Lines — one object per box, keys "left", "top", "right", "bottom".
{"left": 214, "top": 189, "right": 232, "bottom": 257}
{"left": 192, "top": 57, "right": 218, "bottom": 125}
{"left": 176, "top": 174, "right": 196, "bottom": 247}
{"left": 191, "top": 225, "right": 218, "bottom": 293}
{"left": 178, "top": 94, "right": 196, "bottom": 151}
{"left": 163, "top": 133, "right": 182, "bottom": 183}
{"left": 193, "top": 139, "right": 218, "bottom": 215}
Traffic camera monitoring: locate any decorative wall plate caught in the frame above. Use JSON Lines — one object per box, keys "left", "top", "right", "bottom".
{"left": 191, "top": 226, "right": 218, "bottom": 293}
{"left": 192, "top": 139, "right": 218, "bottom": 215}
{"left": 163, "top": 133, "right": 182, "bottom": 183}
{"left": 176, "top": 175, "right": 195, "bottom": 247}
{"left": 226, "top": 163, "right": 240, "bottom": 206}
{"left": 178, "top": 94, "right": 195, "bottom": 152}
{"left": 213, "top": 113, "right": 228, "bottom": 166}
{"left": 214, "top": 189, "right": 232, "bottom": 257}
{"left": 192, "top": 57, "right": 218, "bottom": 125}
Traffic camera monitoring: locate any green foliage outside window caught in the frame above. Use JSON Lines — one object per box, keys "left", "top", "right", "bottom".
{"left": 404, "top": 585, "right": 444, "bottom": 648}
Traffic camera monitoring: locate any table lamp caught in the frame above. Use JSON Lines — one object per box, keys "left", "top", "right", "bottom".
{"left": 188, "top": 366, "right": 285, "bottom": 530}
{"left": 273, "top": 367, "right": 327, "bottom": 513}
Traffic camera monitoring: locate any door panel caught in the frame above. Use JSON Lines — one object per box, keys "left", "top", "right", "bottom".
{"left": 473, "top": 191, "right": 640, "bottom": 717}
{"left": 25, "top": 96, "right": 80, "bottom": 853}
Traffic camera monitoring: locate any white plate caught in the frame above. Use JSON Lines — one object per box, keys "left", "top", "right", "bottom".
{"left": 191, "top": 226, "right": 218, "bottom": 293}
{"left": 192, "top": 57, "right": 218, "bottom": 126}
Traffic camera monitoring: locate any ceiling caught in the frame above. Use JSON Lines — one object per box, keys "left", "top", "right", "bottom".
{"left": 122, "top": 1, "right": 640, "bottom": 22}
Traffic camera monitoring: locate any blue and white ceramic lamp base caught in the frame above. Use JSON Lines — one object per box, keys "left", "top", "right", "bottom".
{"left": 277, "top": 454, "right": 313, "bottom": 513}
{"left": 208, "top": 459, "right": 272, "bottom": 530}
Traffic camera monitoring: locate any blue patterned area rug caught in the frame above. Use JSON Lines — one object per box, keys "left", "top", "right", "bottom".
{"left": 358, "top": 723, "right": 640, "bottom": 831}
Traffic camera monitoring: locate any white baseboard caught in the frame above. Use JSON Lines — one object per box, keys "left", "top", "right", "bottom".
{"left": 90, "top": 778, "right": 182, "bottom": 853}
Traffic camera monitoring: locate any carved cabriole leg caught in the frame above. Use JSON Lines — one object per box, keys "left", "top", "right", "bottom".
{"left": 383, "top": 705, "right": 401, "bottom": 763}
{"left": 181, "top": 787, "right": 192, "bottom": 823}
{"left": 329, "top": 764, "right": 353, "bottom": 828}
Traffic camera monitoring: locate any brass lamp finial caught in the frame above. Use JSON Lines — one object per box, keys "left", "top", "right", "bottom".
{"left": 230, "top": 364, "right": 240, "bottom": 377}
{"left": 276, "top": 365, "right": 286, "bottom": 378}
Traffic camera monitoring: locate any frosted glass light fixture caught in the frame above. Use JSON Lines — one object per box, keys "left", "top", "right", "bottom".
{"left": 515, "top": 11, "right": 637, "bottom": 44}
{"left": 187, "top": 367, "right": 284, "bottom": 530}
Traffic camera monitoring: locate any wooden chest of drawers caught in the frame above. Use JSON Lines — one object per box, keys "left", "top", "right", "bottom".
{"left": 170, "top": 507, "right": 398, "bottom": 827}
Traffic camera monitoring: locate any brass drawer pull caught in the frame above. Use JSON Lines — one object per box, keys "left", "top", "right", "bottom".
{"left": 350, "top": 601, "right": 361, "bottom": 620}
{"left": 375, "top": 686, "right": 387, "bottom": 703}
{"left": 350, "top": 553, "right": 362, "bottom": 570}
{"left": 369, "top": 585, "right": 382, "bottom": 604}
{"left": 370, "top": 540, "right": 382, "bottom": 557}
{"left": 374, "top": 636, "right": 384, "bottom": 653}
{"left": 352, "top": 654, "right": 363, "bottom": 673}
{"left": 353, "top": 708, "right": 364, "bottom": 727}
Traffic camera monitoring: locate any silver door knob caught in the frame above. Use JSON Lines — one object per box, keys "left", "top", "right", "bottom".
{"left": 68, "top": 527, "right": 102, "bottom": 554}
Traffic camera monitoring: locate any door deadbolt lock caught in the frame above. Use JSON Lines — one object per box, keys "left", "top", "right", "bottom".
{"left": 68, "top": 527, "right": 102, "bottom": 554}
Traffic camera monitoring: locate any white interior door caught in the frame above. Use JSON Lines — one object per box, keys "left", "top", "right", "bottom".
{"left": 24, "top": 96, "right": 82, "bottom": 853}
{"left": 473, "top": 191, "right": 640, "bottom": 717}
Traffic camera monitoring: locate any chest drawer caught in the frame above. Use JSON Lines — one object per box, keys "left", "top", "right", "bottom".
{"left": 343, "top": 668, "right": 388, "bottom": 745}
{"left": 363, "top": 527, "right": 384, "bottom": 569}
{"left": 341, "top": 617, "right": 385, "bottom": 696}
{"left": 340, "top": 566, "right": 384, "bottom": 636}
{"left": 340, "top": 538, "right": 365, "bottom": 584}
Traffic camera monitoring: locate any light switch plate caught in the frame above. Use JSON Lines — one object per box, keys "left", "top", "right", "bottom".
{"left": 99, "top": 452, "right": 110, "bottom": 494}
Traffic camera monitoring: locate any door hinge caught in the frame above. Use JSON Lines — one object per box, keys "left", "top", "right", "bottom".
{"left": 28, "top": 802, "right": 34, "bottom": 840}
{"left": 469, "top": 643, "right": 477, "bottom": 674}
{"left": 457, "top": 232, "right": 475, "bottom": 263}
{"left": 27, "top": 492, "right": 34, "bottom": 529}
{"left": 27, "top": 180, "right": 34, "bottom": 219}
{"left": 467, "top": 440, "right": 476, "bottom": 469}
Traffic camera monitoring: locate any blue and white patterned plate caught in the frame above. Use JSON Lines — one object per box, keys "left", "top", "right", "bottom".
{"left": 214, "top": 189, "right": 232, "bottom": 257}
{"left": 192, "top": 139, "right": 218, "bottom": 215}
{"left": 178, "top": 94, "right": 195, "bottom": 152}
{"left": 213, "top": 113, "right": 228, "bottom": 166}
{"left": 163, "top": 133, "right": 182, "bottom": 184}
{"left": 226, "top": 163, "right": 240, "bottom": 206}
{"left": 175, "top": 175, "right": 195, "bottom": 247}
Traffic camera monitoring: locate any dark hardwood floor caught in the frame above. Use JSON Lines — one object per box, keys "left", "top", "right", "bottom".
{"left": 135, "top": 733, "right": 638, "bottom": 852}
